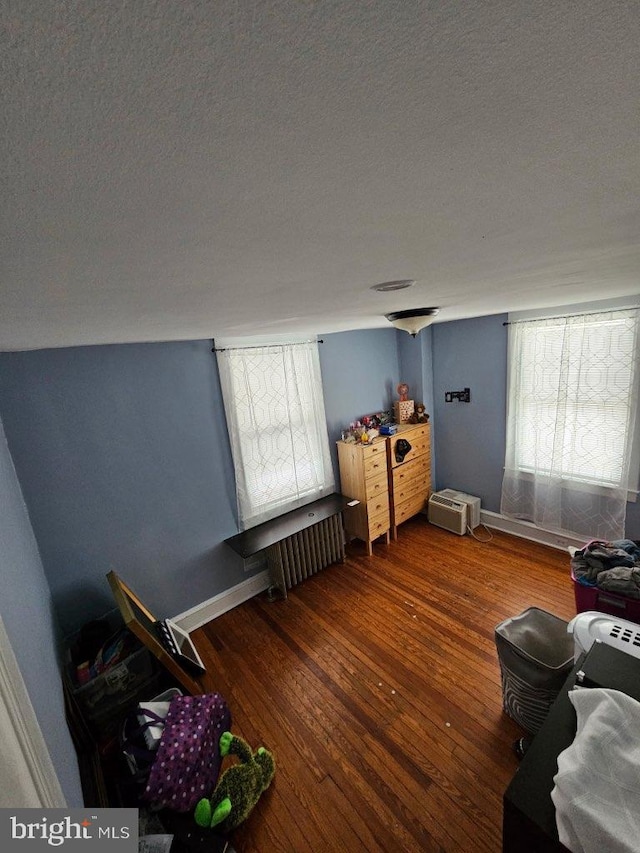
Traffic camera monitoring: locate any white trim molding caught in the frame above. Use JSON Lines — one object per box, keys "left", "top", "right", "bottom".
{"left": 173, "top": 570, "right": 270, "bottom": 633}
{"left": 481, "top": 509, "right": 586, "bottom": 551}
{"left": 0, "top": 617, "right": 66, "bottom": 808}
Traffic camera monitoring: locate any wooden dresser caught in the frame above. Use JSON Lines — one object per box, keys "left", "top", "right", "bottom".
{"left": 336, "top": 437, "right": 391, "bottom": 555}
{"left": 387, "top": 423, "right": 431, "bottom": 538}
{"left": 337, "top": 423, "right": 431, "bottom": 551}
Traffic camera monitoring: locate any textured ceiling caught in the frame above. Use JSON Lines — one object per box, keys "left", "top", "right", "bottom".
{"left": 2, "top": 1, "right": 639, "bottom": 350}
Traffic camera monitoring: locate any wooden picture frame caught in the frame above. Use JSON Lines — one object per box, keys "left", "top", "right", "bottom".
{"left": 106, "top": 570, "right": 206, "bottom": 696}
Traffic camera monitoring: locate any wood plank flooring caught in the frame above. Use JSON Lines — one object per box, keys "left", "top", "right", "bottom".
{"left": 194, "top": 518, "right": 576, "bottom": 853}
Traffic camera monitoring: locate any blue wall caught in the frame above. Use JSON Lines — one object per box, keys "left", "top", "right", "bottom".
{"left": 320, "top": 328, "right": 401, "bottom": 479}
{"left": 0, "top": 341, "right": 241, "bottom": 637}
{"left": 398, "top": 326, "right": 436, "bottom": 468}
{"left": 319, "top": 327, "right": 436, "bottom": 486}
{"left": 0, "top": 416, "right": 83, "bottom": 806}
{"left": 396, "top": 326, "right": 435, "bottom": 416}
{"left": 431, "top": 314, "right": 508, "bottom": 512}
{"left": 626, "top": 498, "right": 640, "bottom": 536}
{"left": 0, "top": 331, "right": 404, "bottom": 638}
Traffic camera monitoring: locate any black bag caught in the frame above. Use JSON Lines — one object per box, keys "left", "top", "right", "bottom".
{"left": 395, "top": 438, "right": 412, "bottom": 463}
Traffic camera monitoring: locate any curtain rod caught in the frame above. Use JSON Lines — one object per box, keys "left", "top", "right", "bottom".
{"left": 212, "top": 339, "right": 324, "bottom": 352}
{"left": 502, "top": 306, "right": 639, "bottom": 326}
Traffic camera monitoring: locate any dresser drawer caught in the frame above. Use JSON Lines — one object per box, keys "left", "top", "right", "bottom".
{"left": 400, "top": 424, "right": 429, "bottom": 442}
{"left": 392, "top": 457, "right": 428, "bottom": 490}
{"left": 411, "top": 436, "right": 430, "bottom": 458}
{"left": 392, "top": 476, "right": 427, "bottom": 506}
{"left": 365, "top": 471, "right": 389, "bottom": 501}
{"left": 367, "top": 509, "right": 390, "bottom": 539}
{"left": 363, "top": 451, "right": 388, "bottom": 480}
{"left": 394, "top": 493, "right": 427, "bottom": 526}
{"left": 361, "top": 440, "right": 387, "bottom": 462}
{"left": 365, "top": 492, "right": 389, "bottom": 518}
{"left": 390, "top": 435, "right": 430, "bottom": 468}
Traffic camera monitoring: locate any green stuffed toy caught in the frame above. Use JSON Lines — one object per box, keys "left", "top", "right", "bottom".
{"left": 194, "top": 731, "right": 275, "bottom": 833}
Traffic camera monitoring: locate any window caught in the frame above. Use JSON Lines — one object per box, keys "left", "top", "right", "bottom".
{"left": 217, "top": 341, "right": 335, "bottom": 529}
{"left": 501, "top": 308, "right": 640, "bottom": 540}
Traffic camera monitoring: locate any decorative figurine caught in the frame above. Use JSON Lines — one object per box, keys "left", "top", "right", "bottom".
{"left": 397, "top": 383, "right": 409, "bottom": 401}
{"left": 394, "top": 384, "right": 415, "bottom": 424}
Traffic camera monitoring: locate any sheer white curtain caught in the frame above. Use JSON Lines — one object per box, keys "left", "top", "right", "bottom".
{"left": 501, "top": 308, "right": 640, "bottom": 541}
{"left": 217, "top": 341, "right": 335, "bottom": 530}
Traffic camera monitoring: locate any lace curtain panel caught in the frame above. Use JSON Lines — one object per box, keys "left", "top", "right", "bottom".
{"left": 217, "top": 341, "right": 335, "bottom": 530}
{"left": 501, "top": 308, "right": 640, "bottom": 541}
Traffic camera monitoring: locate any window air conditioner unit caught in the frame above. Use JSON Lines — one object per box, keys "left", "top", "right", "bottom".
{"left": 428, "top": 492, "right": 467, "bottom": 535}
{"left": 436, "top": 489, "right": 481, "bottom": 529}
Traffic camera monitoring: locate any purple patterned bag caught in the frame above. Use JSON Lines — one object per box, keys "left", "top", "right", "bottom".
{"left": 142, "top": 693, "right": 231, "bottom": 812}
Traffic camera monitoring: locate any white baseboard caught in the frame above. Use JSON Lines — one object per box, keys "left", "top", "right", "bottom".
{"left": 173, "top": 570, "right": 270, "bottom": 633}
{"left": 480, "top": 509, "right": 585, "bottom": 551}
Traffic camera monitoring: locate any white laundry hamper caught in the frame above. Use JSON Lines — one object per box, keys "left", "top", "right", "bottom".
{"left": 567, "top": 610, "right": 640, "bottom": 662}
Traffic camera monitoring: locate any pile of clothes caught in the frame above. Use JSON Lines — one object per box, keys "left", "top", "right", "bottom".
{"left": 571, "top": 539, "right": 640, "bottom": 599}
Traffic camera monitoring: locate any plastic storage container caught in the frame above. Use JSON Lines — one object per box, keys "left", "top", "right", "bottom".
{"left": 571, "top": 566, "right": 640, "bottom": 624}
{"left": 495, "top": 607, "right": 574, "bottom": 735}
{"left": 70, "top": 645, "right": 158, "bottom": 731}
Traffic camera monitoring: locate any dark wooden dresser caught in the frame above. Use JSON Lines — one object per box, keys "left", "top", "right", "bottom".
{"left": 503, "top": 640, "right": 640, "bottom": 852}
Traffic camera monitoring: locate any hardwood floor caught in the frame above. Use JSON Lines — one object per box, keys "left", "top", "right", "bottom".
{"left": 194, "top": 518, "right": 576, "bottom": 853}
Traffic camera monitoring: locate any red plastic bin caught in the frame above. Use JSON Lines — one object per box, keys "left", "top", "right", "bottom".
{"left": 571, "top": 566, "right": 640, "bottom": 625}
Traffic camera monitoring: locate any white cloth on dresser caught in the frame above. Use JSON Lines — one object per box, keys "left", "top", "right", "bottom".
{"left": 551, "top": 687, "right": 640, "bottom": 853}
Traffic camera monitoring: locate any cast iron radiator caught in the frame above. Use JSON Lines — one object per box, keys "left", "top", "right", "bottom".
{"left": 266, "top": 514, "right": 345, "bottom": 598}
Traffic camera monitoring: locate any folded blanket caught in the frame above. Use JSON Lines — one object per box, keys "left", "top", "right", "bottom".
{"left": 551, "top": 688, "right": 640, "bottom": 853}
